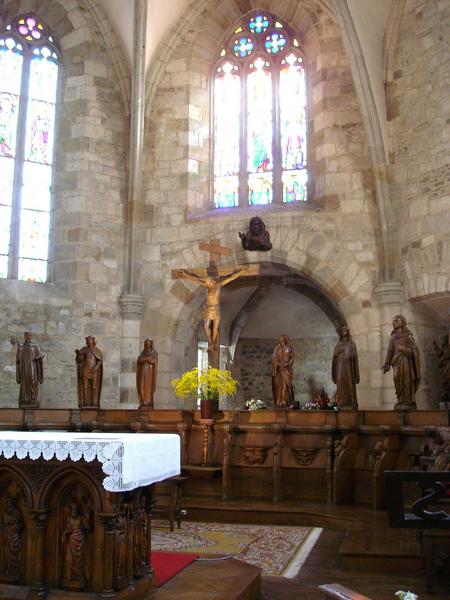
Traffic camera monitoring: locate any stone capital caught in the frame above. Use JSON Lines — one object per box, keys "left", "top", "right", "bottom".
{"left": 374, "top": 281, "right": 404, "bottom": 305}
{"left": 119, "top": 294, "right": 145, "bottom": 320}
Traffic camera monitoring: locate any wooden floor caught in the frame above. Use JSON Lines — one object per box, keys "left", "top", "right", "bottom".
{"left": 163, "top": 497, "right": 450, "bottom": 599}
{"left": 262, "top": 528, "right": 448, "bottom": 600}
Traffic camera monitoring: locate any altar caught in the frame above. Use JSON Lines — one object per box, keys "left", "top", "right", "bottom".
{"left": 0, "top": 431, "right": 180, "bottom": 599}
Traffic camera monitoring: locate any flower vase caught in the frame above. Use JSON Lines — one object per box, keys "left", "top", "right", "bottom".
{"left": 200, "top": 398, "right": 218, "bottom": 419}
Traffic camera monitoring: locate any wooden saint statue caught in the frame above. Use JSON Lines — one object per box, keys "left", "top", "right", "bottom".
{"left": 332, "top": 325, "right": 359, "bottom": 409}
{"left": 13, "top": 331, "right": 45, "bottom": 408}
{"left": 75, "top": 336, "right": 103, "bottom": 408}
{"left": 382, "top": 315, "right": 421, "bottom": 410}
{"left": 271, "top": 335, "right": 295, "bottom": 408}
{"left": 433, "top": 334, "right": 450, "bottom": 404}
{"left": 136, "top": 339, "right": 158, "bottom": 408}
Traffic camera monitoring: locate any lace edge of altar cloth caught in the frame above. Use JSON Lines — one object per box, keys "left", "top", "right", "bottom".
{"left": 0, "top": 432, "right": 181, "bottom": 493}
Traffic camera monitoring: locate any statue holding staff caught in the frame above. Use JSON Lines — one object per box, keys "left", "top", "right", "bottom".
{"left": 13, "top": 331, "right": 45, "bottom": 408}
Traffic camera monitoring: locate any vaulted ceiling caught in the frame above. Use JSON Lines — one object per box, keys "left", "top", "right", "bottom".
{"left": 97, "top": 0, "right": 392, "bottom": 139}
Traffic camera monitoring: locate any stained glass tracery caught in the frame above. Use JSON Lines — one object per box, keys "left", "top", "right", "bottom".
{"left": 0, "top": 13, "right": 59, "bottom": 282}
{"left": 213, "top": 12, "right": 307, "bottom": 208}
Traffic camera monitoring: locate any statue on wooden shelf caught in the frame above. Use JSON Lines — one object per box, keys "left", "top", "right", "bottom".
{"left": 271, "top": 335, "right": 295, "bottom": 408}
{"left": 114, "top": 508, "right": 128, "bottom": 588}
{"left": 13, "top": 331, "right": 45, "bottom": 408}
{"left": 133, "top": 497, "right": 148, "bottom": 576}
{"left": 332, "top": 325, "right": 360, "bottom": 410}
{"left": 61, "top": 502, "right": 90, "bottom": 589}
{"left": 136, "top": 339, "right": 158, "bottom": 408}
{"left": 382, "top": 315, "right": 421, "bottom": 410}
{"left": 1, "top": 496, "right": 24, "bottom": 580}
{"left": 75, "top": 336, "right": 103, "bottom": 408}
{"left": 172, "top": 265, "right": 249, "bottom": 353}
{"left": 433, "top": 335, "right": 450, "bottom": 405}
{"left": 239, "top": 216, "right": 272, "bottom": 251}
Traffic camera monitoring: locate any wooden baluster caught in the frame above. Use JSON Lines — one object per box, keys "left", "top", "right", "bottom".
{"left": 29, "top": 510, "right": 49, "bottom": 600}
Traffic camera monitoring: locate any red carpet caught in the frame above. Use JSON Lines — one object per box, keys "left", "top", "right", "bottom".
{"left": 151, "top": 550, "right": 198, "bottom": 587}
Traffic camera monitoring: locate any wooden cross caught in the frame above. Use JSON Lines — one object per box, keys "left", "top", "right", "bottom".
{"left": 172, "top": 240, "right": 259, "bottom": 280}
{"left": 199, "top": 239, "right": 231, "bottom": 266}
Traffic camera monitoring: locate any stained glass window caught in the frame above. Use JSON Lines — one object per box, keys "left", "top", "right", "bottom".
{"left": 0, "top": 14, "right": 59, "bottom": 282}
{"left": 213, "top": 12, "right": 307, "bottom": 208}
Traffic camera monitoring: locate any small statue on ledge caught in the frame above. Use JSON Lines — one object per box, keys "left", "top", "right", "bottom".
{"left": 12, "top": 331, "right": 45, "bottom": 408}
{"left": 271, "top": 334, "right": 295, "bottom": 408}
{"left": 433, "top": 334, "right": 450, "bottom": 405}
{"left": 332, "top": 325, "right": 359, "bottom": 410}
{"left": 136, "top": 339, "right": 158, "bottom": 408}
{"left": 76, "top": 336, "right": 103, "bottom": 408}
{"left": 382, "top": 315, "right": 421, "bottom": 410}
{"left": 239, "top": 216, "right": 272, "bottom": 251}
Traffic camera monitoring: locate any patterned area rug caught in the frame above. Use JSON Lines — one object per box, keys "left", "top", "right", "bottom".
{"left": 152, "top": 520, "right": 321, "bottom": 577}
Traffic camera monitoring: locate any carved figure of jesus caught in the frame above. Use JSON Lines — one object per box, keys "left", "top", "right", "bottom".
{"left": 174, "top": 266, "right": 249, "bottom": 352}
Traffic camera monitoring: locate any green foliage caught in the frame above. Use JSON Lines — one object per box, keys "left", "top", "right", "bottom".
{"left": 171, "top": 367, "right": 239, "bottom": 402}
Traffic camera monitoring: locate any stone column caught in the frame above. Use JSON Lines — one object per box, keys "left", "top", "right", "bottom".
{"left": 119, "top": 0, "right": 147, "bottom": 404}
{"left": 375, "top": 281, "right": 404, "bottom": 408}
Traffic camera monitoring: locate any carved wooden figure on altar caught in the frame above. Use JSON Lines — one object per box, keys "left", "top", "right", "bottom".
{"left": 76, "top": 336, "right": 103, "bottom": 408}
{"left": 133, "top": 497, "right": 148, "bottom": 576}
{"left": 61, "top": 502, "right": 90, "bottom": 590}
{"left": 173, "top": 265, "right": 249, "bottom": 354}
{"left": 433, "top": 335, "right": 450, "bottom": 404}
{"left": 271, "top": 335, "right": 295, "bottom": 408}
{"left": 332, "top": 325, "right": 360, "bottom": 409}
{"left": 13, "top": 331, "right": 44, "bottom": 408}
{"left": 113, "top": 508, "right": 128, "bottom": 589}
{"left": 136, "top": 339, "right": 158, "bottom": 408}
{"left": 239, "top": 216, "right": 272, "bottom": 251}
{"left": 383, "top": 315, "right": 421, "bottom": 410}
{"left": 1, "top": 496, "right": 24, "bottom": 581}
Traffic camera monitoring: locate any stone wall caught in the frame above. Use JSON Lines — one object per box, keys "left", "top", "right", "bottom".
{"left": 389, "top": 0, "right": 450, "bottom": 300}
{"left": 231, "top": 336, "right": 335, "bottom": 409}
{"left": 0, "top": 0, "right": 128, "bottom": 407}
{"left": 143, "top": 0, "right": 386, "bottom": 409}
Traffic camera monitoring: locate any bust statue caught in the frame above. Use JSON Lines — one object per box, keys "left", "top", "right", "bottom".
{"left": 239, "top": 216, "right": 272, "bottom": 251}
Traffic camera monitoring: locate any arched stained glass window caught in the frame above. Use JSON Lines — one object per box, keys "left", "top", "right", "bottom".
{"left": 213, "top": 12, "right": 307, "bottom": 208}
{"left": 0, "top": 13, "right": 59, "bottom": 282}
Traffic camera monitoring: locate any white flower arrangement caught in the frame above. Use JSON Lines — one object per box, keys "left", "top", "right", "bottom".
{"left": 395, "top": 591, "right": 418, "bottom": 600}
{"left": 244, "top": 398, "right": 267, "bottom": 411}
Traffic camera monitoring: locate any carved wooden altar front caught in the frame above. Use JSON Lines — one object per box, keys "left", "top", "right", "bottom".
{"left": 0, "top": 432, "right": 180, "bottom": 600}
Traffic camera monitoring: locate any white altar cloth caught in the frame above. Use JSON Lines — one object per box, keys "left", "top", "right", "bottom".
{"left": 0, "top": 431, "right": 180, "bottom": 492}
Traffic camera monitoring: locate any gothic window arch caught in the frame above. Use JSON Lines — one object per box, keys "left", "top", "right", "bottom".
{"left": 0, "top": 13, "right": 60, "bottom": 282}
{"left": 213, "top": 12, "right": 307, "bottom": 209}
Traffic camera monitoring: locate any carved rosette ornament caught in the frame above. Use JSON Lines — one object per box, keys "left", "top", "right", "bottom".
{"left": 291, "top": 447, "right": 320, "bottom": 466}
{"left": 242, "top": 447, "right": 268, "bottom": 466}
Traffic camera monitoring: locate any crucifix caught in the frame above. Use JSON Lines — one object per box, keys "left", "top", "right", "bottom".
{"left": 172, "top": 239, "right": 259, "bottom": 367}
